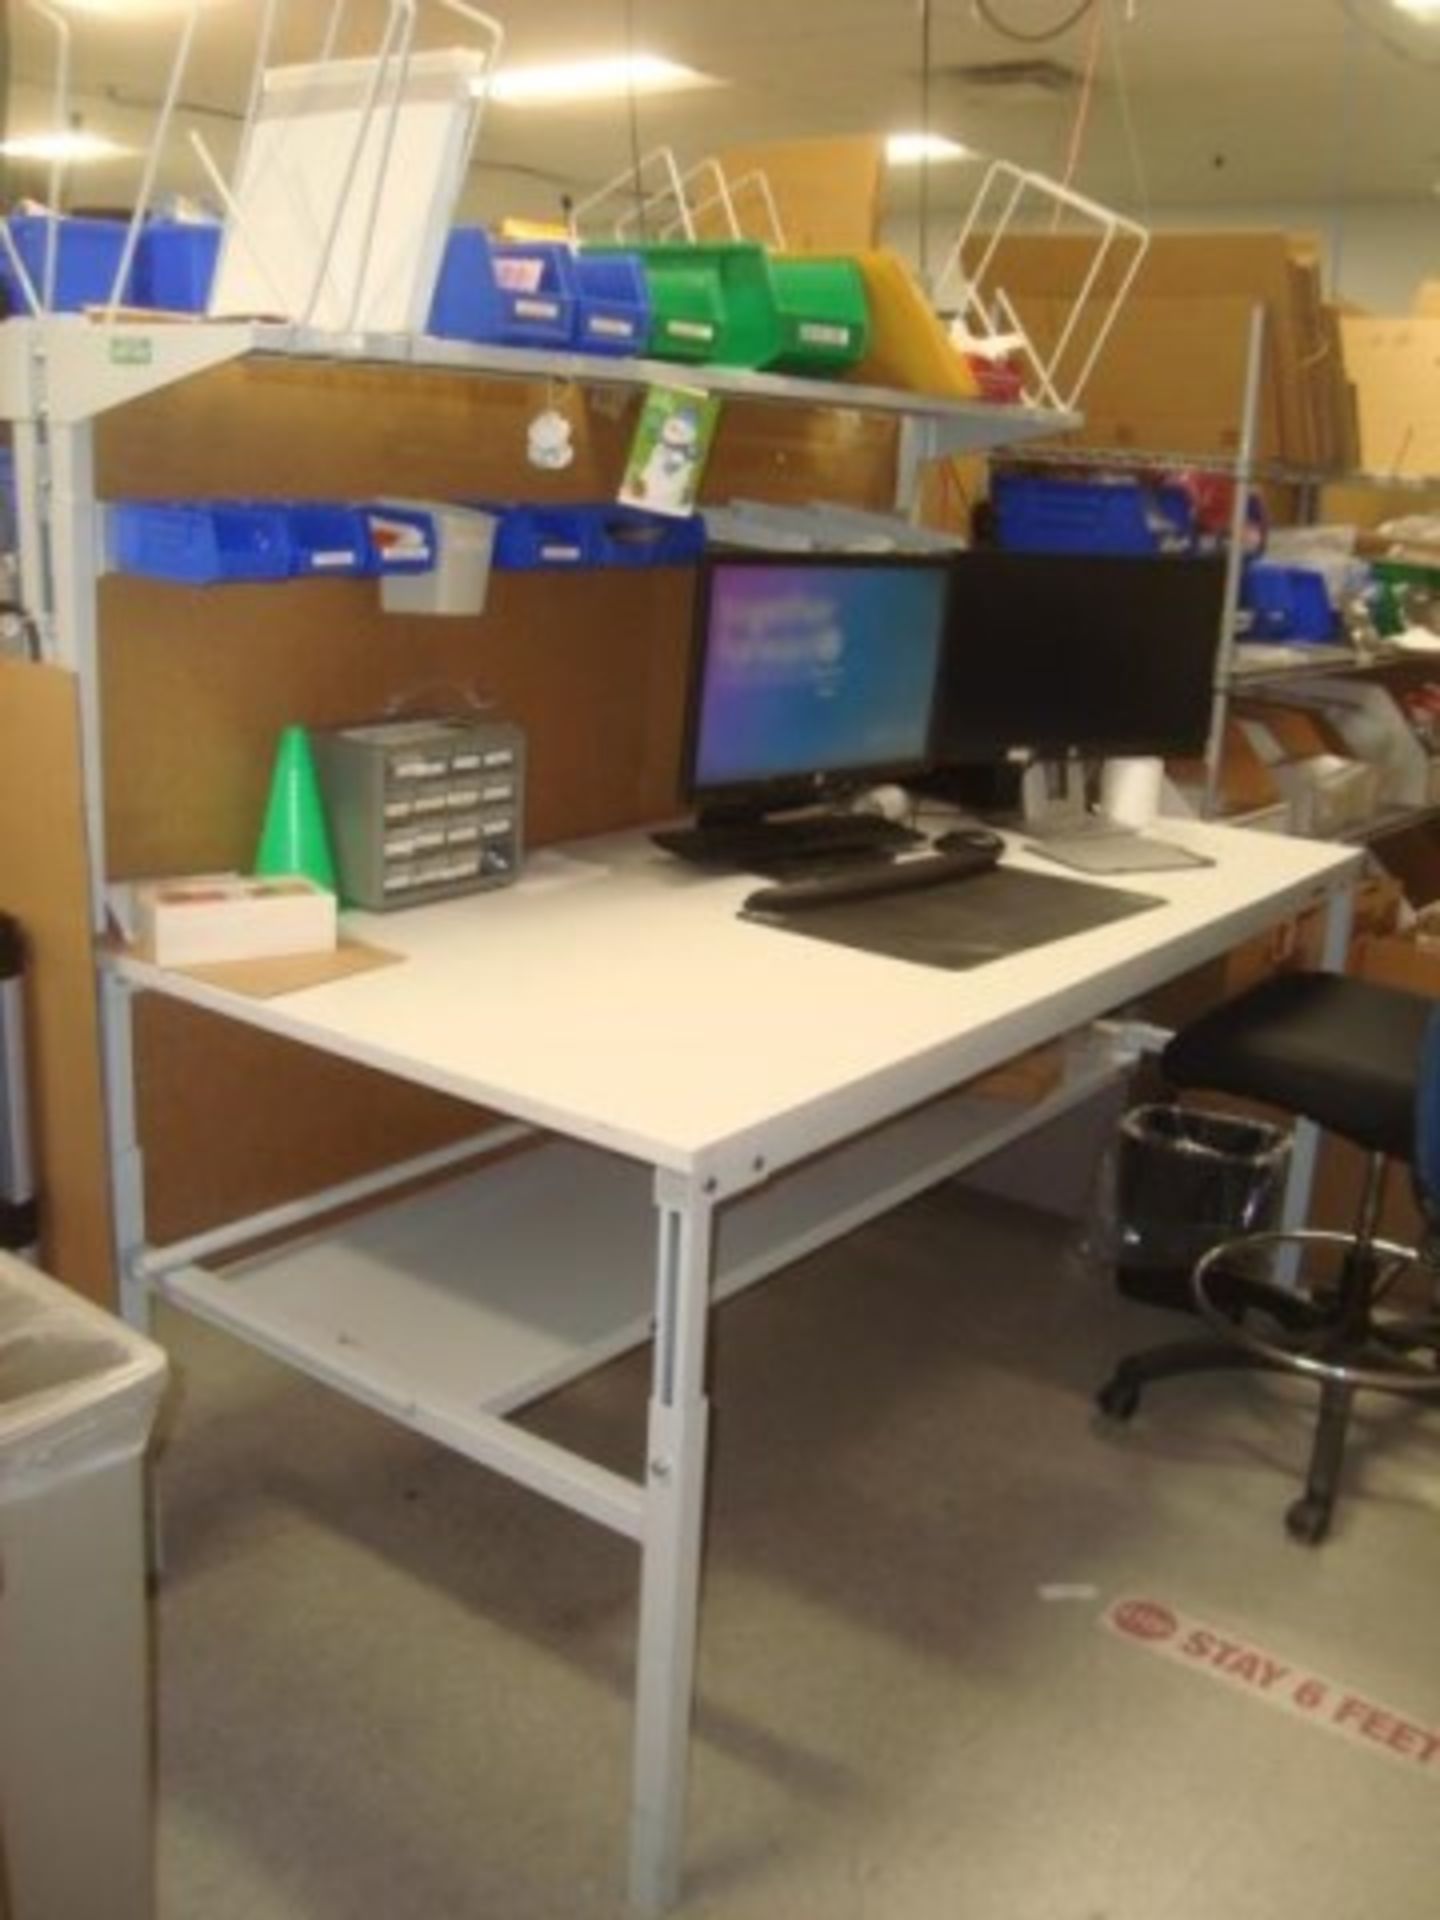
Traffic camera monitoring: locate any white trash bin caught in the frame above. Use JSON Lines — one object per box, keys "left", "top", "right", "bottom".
{"left": 0, "top": 1253, "right": 167, "bottom": 1920}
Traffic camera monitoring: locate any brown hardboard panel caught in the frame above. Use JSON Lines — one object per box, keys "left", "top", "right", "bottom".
{"left": 97, "top": 359, "right": 621, "bottom": 500}
{"left": 134, "top": 994, "right": 495, "bottom": 1246}
{"left": 101, "top": 565, "right": 697, "bottom": 877}
{"left": 0, "top": 661, "right": 115, "bottom": 1303}
{"left": 93, "top": 356, "right": 900, "bottom": 511}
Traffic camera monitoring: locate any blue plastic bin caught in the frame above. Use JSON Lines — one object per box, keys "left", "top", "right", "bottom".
{"left": 109, "top": 502, "right": 296, "bottom": 585}
{"left": 1240, "top": 562, "right": 1336, "bottom": 642}
{"left": 0, "top": 214, "right": 131, "bottom": 315}
{"left": 284, "top": 504, "right": 374, "bottom": 576}
{"left": 570, "top": 253, "right": 649, "bottom": 356}
{"left": 478, "top": 503, "right": 703, "bottom": 570}
{"left": 428, "top": 231, "right": 575, "bottom": 348}
{"left": 484, "top": 504, "right": 598, "bottom": 568}
{"left": 591, "top": 507, "right": 705, "bottom": 567}
{"left": 993, "top": 474, "right": 1196, "bottom": 556}
{"left": 109, "top": 501, "right": 391, "bottom": 584}
{"left": 133, "top": 221, "right": 221, "bottom": 313}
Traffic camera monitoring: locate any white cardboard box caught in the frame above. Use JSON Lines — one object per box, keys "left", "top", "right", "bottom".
{"left": 135, "top": 873, "right": 336, "bottom": 968}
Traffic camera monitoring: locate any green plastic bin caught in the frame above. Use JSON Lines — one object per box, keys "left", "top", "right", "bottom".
{"left": 588, "top": 242, "right": 783, "bottom": 368}
{"left": 769, "top": 256, "right": 871, "bottom": 375}
{"left": 1371, "top": 558, "right": 1440, "bottom": 638}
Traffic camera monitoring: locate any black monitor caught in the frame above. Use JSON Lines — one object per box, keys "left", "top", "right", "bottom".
{"left": 682, "top": 551, "right": 950, "bottom": 823}
{"left": 933, "top": 551, "right": 1227, "bottom": 766}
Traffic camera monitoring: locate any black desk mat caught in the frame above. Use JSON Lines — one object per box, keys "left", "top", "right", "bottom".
{"left": 744, "top": 865, "right": 1165, "bottom": 971}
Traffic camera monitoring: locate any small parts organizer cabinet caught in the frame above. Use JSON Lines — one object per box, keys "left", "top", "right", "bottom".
{"left": 313, "top": 717, "right": 525, "bottom": 910}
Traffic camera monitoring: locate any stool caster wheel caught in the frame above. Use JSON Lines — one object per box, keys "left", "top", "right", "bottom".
{"left": 1097, "top": 1375, "right": 1141, "bottom": 1422}
{"left": 1285, "top": 1496, "right": 1331, "bottom": 1546}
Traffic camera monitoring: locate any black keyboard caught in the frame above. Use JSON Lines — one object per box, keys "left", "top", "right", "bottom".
{"left": 743, "top": 843, "right": 1001, "bottom": 915}
{"left": 653, "top": 813, "right": 921, "bottom": 870}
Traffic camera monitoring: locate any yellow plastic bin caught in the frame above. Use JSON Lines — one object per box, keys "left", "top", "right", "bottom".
{"left": 0, "top": 1254, "right": 168, "bottom": 1920}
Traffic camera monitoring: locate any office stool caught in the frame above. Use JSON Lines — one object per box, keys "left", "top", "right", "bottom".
{"left": 1097, "top": 972, "right": 1440, "bottom": 1545}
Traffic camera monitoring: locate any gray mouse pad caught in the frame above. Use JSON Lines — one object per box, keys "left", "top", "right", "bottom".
{"left": 747, "top": 865, "right": 1165, "bottom": 970}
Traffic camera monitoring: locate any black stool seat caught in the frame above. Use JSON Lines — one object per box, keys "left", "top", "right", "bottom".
{"left": 1163, "top": 972, "right": 1433, "bottom": 1160}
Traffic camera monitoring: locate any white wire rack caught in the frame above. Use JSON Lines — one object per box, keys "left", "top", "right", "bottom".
{"left": 203, "top": 0, "right": 504, "bottom": 334}
{"left": 932, "top": 159, "right": 1150, "bottom": 414}
{"left": 3, "top": 0, "right": 504, "bottom": 335}
{"left": 568, "top": 149, "right": 786, "bottom": 249}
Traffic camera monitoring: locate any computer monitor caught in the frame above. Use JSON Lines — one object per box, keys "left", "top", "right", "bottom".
{"left": 933, "top": 551, "right": 1227, "bottom": 766}
{"left": 682, "top": 552, "right": 951, "bottom": 823}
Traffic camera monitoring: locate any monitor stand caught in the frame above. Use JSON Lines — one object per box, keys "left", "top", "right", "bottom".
{"left": 1019, "top": 758, "right": 1211, "bottom": 875}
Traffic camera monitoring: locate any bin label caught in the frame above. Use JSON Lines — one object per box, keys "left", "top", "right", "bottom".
{"left": 1104, "top": 1596, "right": 1440, "bottom": 1779}
{"left": 800, "top": 321, "right": 851, "bottom": 347}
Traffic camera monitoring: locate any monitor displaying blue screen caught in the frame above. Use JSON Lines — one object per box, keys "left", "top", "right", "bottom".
{"left": 687, "top": 556, "right": 949, "bottom": 802}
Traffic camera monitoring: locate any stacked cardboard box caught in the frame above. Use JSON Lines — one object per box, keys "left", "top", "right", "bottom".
{"left": 1337, "top": 315, "right": 1440, "bottom": 478}
{"left": 955, "top": 229, "right": 1359, "bottom": 467}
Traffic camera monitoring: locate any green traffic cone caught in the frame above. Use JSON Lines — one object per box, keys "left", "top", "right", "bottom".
{"left": 254, "top": 724, "right": 337, "bottom": 891}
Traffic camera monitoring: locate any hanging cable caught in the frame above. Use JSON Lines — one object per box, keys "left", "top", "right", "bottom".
{"left": 973, "top": 0, "right": 1100, "bottom": 45}
{"left": 1103, "top": 0, "right": 1150, "bottom": 216}
{"left": 623, "top": 0, "right": 646, "bottom": 241}
{"left": 1328, "top": 2, "right": 1363, "bottom": 302}
{"left": 918, "top": 0, "right": 933, "bottom": 286}
{"left": 1054, "top": 0, "right": 1104, "bottom": 201}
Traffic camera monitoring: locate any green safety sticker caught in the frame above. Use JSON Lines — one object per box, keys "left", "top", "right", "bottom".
{"left": 108, "top": 337, "right": 153, "bottom": 366}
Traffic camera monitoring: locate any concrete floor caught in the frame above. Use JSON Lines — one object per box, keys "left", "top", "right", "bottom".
{"left": 151, "top": 1181, "right": 1440, "bottom": 1919}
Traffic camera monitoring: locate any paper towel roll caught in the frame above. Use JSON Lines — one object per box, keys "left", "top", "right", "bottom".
{"left": 1101, "top": 756, "right": 1164, "bottom": 829}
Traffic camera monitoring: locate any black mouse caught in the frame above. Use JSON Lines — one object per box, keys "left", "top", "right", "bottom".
{"left": 933, "top": 826, "right": 1004, "bottom": 856}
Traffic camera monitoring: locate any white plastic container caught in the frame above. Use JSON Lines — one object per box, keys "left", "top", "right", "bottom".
{"left": 0, "top": 1254, "right": 168, "bottom": 1920}
{"left": 380, "top": 501, "right": 497, "bottom": 616}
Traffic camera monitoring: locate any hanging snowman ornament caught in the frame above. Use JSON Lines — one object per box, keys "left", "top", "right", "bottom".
{"left": 527, "top": 405, "right": 575, "bottom": 471}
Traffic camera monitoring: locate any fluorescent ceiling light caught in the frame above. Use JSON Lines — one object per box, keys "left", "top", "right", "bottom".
{"left": 887, "top": 132, "right": 972, "bottom": 165}
{"left": 0, "top": 129, "right": 129, "bottom": 163}
{"left": 53, "top": 1, "right": 236, "bottom": 15}
{"left": 488, "top": 54, "right": 714, "bottom": 106}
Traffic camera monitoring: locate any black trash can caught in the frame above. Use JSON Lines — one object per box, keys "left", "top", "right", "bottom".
{"left": 1114, "top": 1103, "right": 1292, "bottom": 1310}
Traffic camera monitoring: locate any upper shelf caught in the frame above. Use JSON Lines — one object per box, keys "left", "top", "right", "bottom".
{"left": 0, "top": 315, "right": 1080, "bottom": 456}
{"left": 994, "top": 441, "right": 1440, "bottom": 493}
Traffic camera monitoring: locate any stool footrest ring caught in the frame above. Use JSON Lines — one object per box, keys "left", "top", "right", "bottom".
{"left": 1193, "top": 1229, "right": 1440, "bottom": 1398}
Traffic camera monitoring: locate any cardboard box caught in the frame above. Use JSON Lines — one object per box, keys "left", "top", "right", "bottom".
{"left": 1340, "top": 317, "right": 1440, "bottom": 477}
{"left": 136, "top": 872, "right": 337, "bottom": 967}
{"left": 969, "top": 1043, "right": 1065, "bottom": 1104}
{"left": 1169, "top": 716, "right": 1280, "bottom": 818}
{"left": 1133, "top": 870, "right": 1402, "bottom": 1034}
{"left": 961, "top": 229, "right": 1340, "bottom": 463}
{"left": 712, "top": 136, "right": 887, "bottom": 252}
{"left": 1015, "top": 290, "right": 1277, "bottom": 458}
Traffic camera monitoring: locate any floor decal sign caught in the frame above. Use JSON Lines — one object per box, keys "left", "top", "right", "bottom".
{"left": 1103, "top": 1596, "right": 1440, "bottom": 1779}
